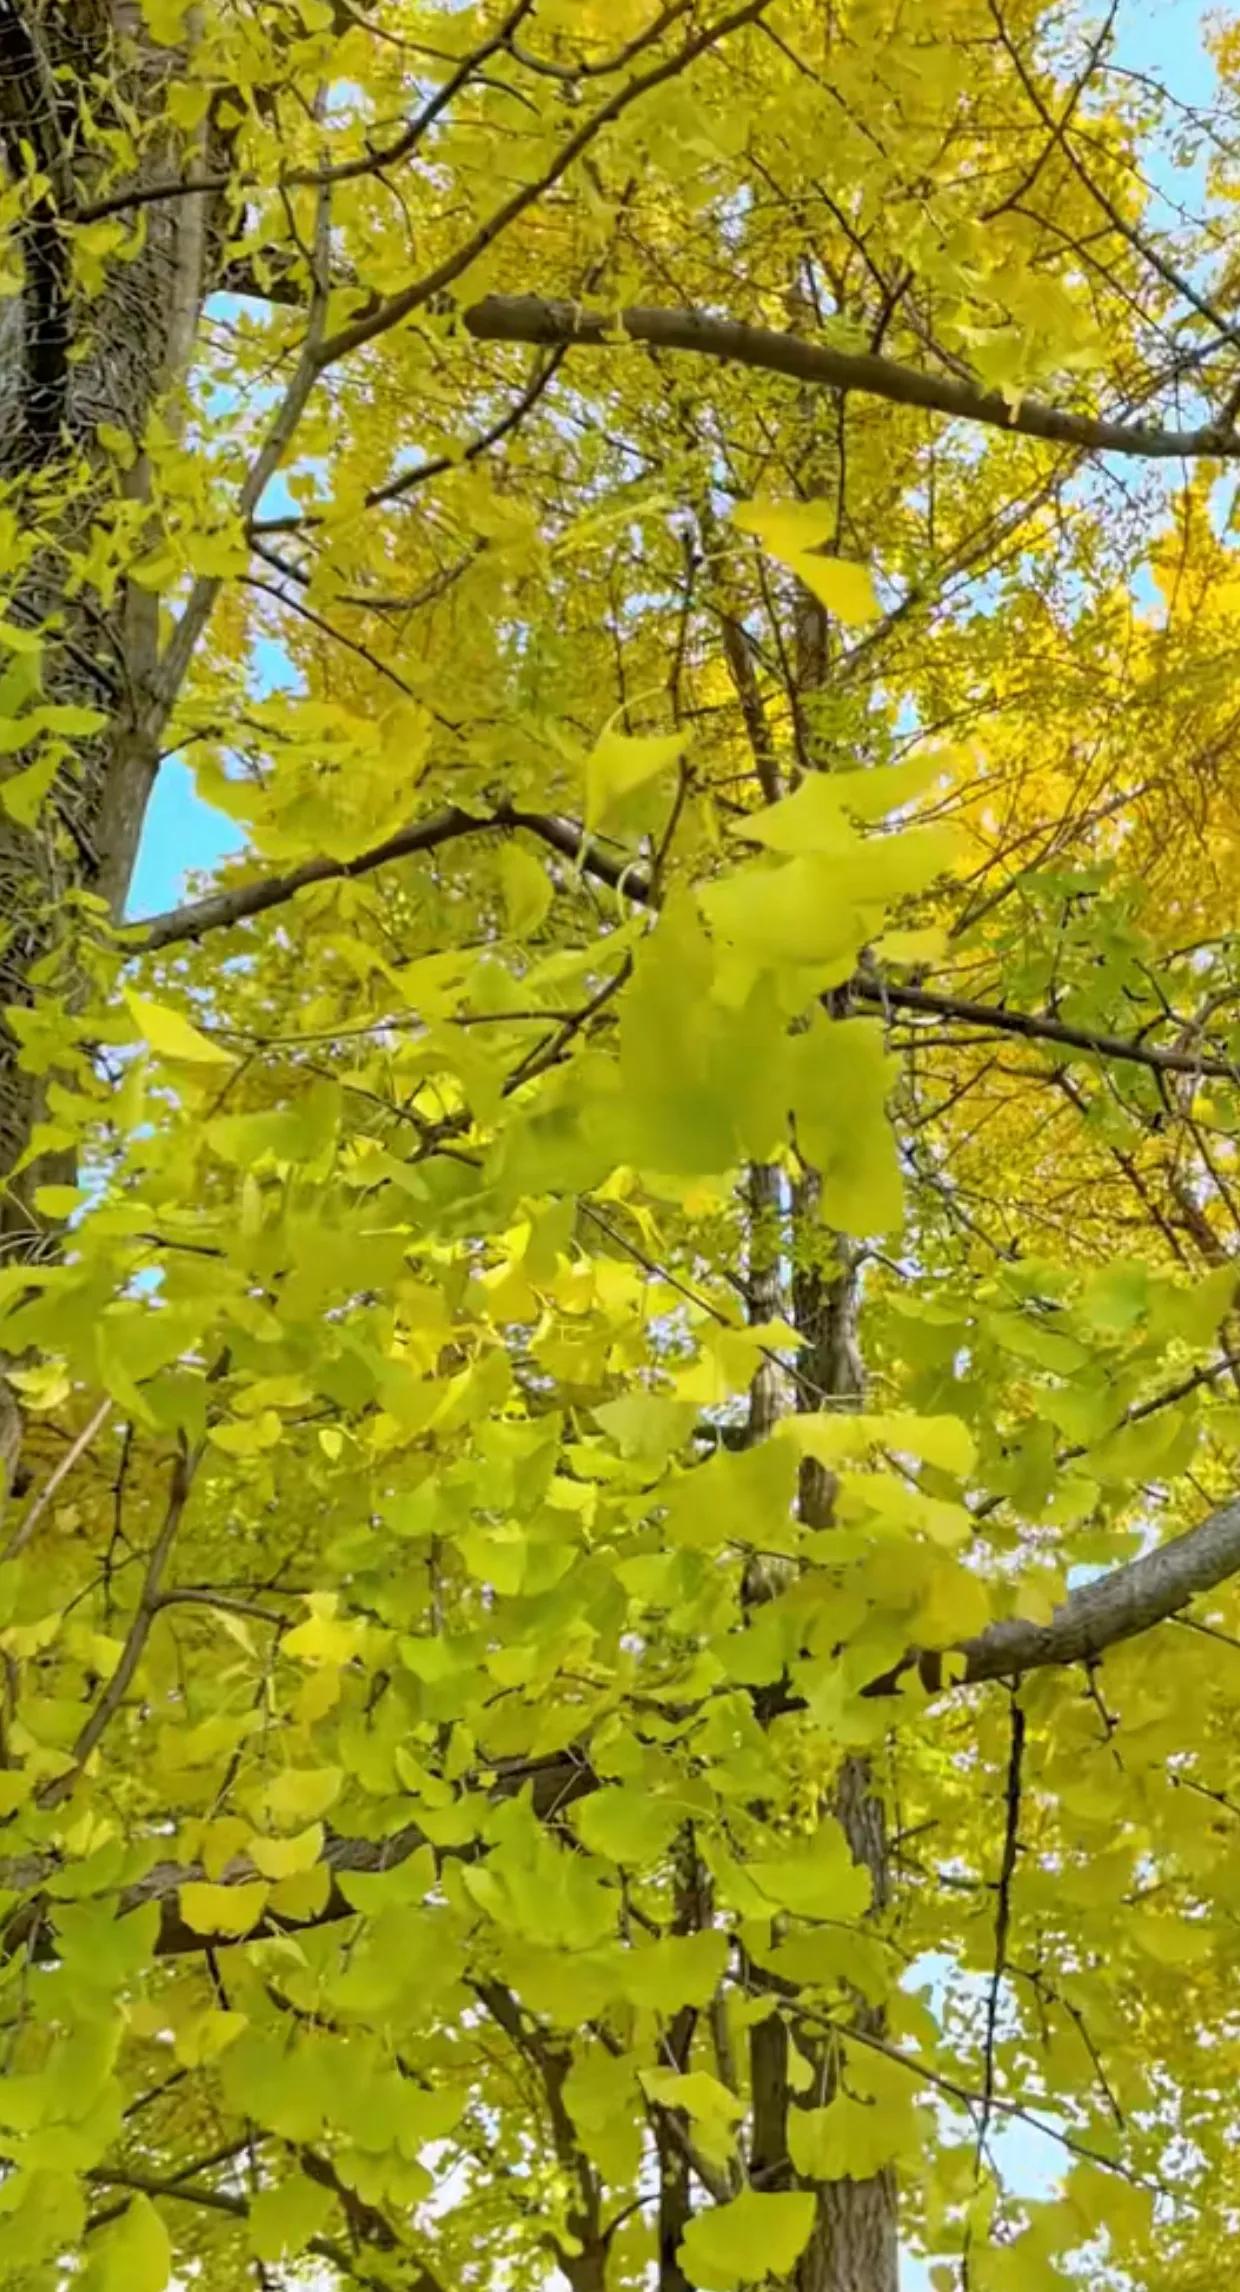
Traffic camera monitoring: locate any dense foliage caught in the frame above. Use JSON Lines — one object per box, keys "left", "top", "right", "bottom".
{"left": 6, "top": 4, "right": 1240, "bottom": 2288}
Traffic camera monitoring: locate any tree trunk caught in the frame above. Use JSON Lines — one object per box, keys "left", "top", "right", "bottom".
{"left": 787, "top": 483, "right": 899, "bottom": 2285}
{"left": 791, "top": 1196, "right": 899, "bottom": 2292}
{"left": 0, "top": 4, "right": 214, "bottom": 1473}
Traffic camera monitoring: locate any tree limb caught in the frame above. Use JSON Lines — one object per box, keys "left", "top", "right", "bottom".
{"left": 461, "top": 294, "right": 1240, "bottom": 461}
{"left": 7, "top": 1484, "right": 1240, "bottom": 1954}
{"left": 847, "top": 974, "right": 1240, "bottom": 1082}
{"left": 897, "top": 1491, "right": 1240, "bottom": 1695}
{"left": 39, "top": 1437, "right": 199, "bottom": 1809}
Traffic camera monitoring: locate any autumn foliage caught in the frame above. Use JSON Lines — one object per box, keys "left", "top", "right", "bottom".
{"left": 4, "top": 4, "right": 1240, "bottom": 2290}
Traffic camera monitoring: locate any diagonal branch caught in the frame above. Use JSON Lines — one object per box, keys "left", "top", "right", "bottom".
{"left": 6, "top": 1479, "right": 1240, "bottom": 1956}
{"left": 133, "top": 802, "right": 516, "bottom": 947}
{"left": 133, "top": 805, "right": 1240, "bottom": 1085}
{"left": 39, "top": 1436, "right": 199, "bottom": 1810}
{"left": 986, "top": 0, "right": 1240, "bottom": 355}
{"left": 460, "top": 294, "right": 1240, "bottom": 461}
{"left": 3, "top": 1397, "right": 112, "bottom": 1560}
{"left": 74, "top": 0, "right": 541, "bottom": 225}
{"left": 847, "top": 974, "right": 1240, "bottom": 1082}
{"left": 903, "top": 1490, "right": 1240, "bottom": 1694}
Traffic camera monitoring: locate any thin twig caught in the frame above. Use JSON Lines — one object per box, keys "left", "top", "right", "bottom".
{"left": 41, "top": 1437, "right": 200, "bottom": 1808}
{"left": 3, "top": 1398, "right": 112, "bottom": 1560}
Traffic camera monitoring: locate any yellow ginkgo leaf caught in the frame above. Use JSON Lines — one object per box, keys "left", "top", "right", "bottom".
{"left": 731, "top": 497, "right": 835, "bottom": 557}
{"left": 732, "top": 496, "right": 881, "bottom": 623}
{"left": 122, "top": 988, "right": 234, "bottom": 1066}
{"left": 246, "top": 1823, "right": 325, "bottom": 1881}
{"left": 583, "top": 727, "right": 685, "bottom": 831}
{"left": 794, "top": 554, "right": 881, "bottom": 624}
{"left": 178, "top": 1879, "right": 270, "bottom": 1939}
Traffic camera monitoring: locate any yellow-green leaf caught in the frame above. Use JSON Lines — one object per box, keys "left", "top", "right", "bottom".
{"left": 209, "top": 1411, "right": 284, "bottom": 1457}
{"left": 748, "top": 1818, "right": 872, "bottom": 1922}
{"left": 122, "top": 989, "right": 235, "bottom": 1067}
{"left": 642, "top": 2069, "right": 745, "bottom": 2126}
{"left": 499, "top": 842, "right": 553, "bottom": 935}
{"left": 80, "top": 2193, "right": 170, "bottom": 2292}
{"left": 570, "top": 1787, "right": 684, "bottom": 1866}
{"left": 247, "top": 2174, "right": 334, "bottom": 2263}
{"left": 780, "top": 1412, "right": 976, "bottom": 1477}
{"left": 679, "top": 2189, "right": 815, "bottom": 2290}
{"left": 732, "top": 498, "right": 880, "bottom": 622}
{"left": 178, "top": 1880, "right": 270, "bottom": 1939}
{"left": 246, "top": 1823, "right": 325, "bottom": 1881}
{"left": 584, "top": 727, "right": 685, "bottom": 831}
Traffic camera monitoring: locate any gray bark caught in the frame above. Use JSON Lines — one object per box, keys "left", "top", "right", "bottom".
{"left": 0, "top": 5, "right": 190, "bottom": 1141}
{"left": 462, "top": 293, "right": 1240, "bottom": 462}
{"left": 0, "top": 4, "right": 215, "bottom": 1472}
{"left": 786, "top": 460, "right": 898, "bottom": 2289}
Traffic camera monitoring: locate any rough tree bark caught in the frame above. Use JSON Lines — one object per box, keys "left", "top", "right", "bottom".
{"left": 0, "top": 1, "right": 216, "bottom": 1479}
{"left": 792, "top": 1198, "right": 899, "bottom": 2292}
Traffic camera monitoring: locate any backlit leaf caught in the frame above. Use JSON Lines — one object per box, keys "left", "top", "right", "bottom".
{"left": 584, "top": 727, "right": 685, "bottom": 830}
{"left": 679, "top": 2189, "right": 815, "bottom": 2289}
{"left": 79, "top": 2193, "right": 170, "bottom": 2292}
{"left": 122, "top": 989, "right": 235, "bottom": 1067}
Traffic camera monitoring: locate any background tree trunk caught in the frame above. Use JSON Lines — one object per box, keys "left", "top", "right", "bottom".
{"left": 721, "top": 507, "right": 901, "bottom": 2282}
{"left": 788, "top": 537, "right": 899, "bottom": 2289}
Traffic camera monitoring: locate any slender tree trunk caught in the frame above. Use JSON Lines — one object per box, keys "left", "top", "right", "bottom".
{"left": 744, "top": 1159, "right": 795, "bottom": 2192}
{"left": 787, "top": 455, "right": 899, "bottom": 2286}
{"left": 793, "top": 1193, "right": 898, "bottom": 2292}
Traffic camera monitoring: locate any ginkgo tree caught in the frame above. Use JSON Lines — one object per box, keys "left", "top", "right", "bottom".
{"left": 8, "top": 4, "right": 1240, "bottom": 2291}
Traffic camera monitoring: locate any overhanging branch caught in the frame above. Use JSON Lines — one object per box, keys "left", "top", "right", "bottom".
{"left": 7, "top": 1487, "right": 1240, "bottom": 1955}
{"left": 461, "top": 294, "right": 1240, "bottom": 462}
{"left": 947, "top": 1491, "right": 1240, "bottom": 1689}
{"left": 848, "top": 975, "right": 1240, "bottom": 1083}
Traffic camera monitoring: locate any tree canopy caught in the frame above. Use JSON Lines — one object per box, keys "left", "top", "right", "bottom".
{"left": 6, "top": 4, "right": 1240, "bottom": 2289}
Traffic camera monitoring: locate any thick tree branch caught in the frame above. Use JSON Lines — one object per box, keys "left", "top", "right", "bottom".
{"left": 901, "top": 1491, "right": 1240, "bottom": 1694}
{"left": 7, "top": 1483, "right": 1240, "bottom": 1955}
{"left": 461, "top": 295, "right": 1240, "bottom": 461}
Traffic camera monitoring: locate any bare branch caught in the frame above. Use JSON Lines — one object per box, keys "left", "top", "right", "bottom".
{"left": 40, "top": 1436, "right": 199, "bottom": 1809}
{"left": 3, "top": 1398, "right": 112, "bottom": 1560}
{"left": 461, "top": 294, "right": 1240, "bottom": 461}
{"left": 155, "top": 162, "right": 336, "bottom": 714}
